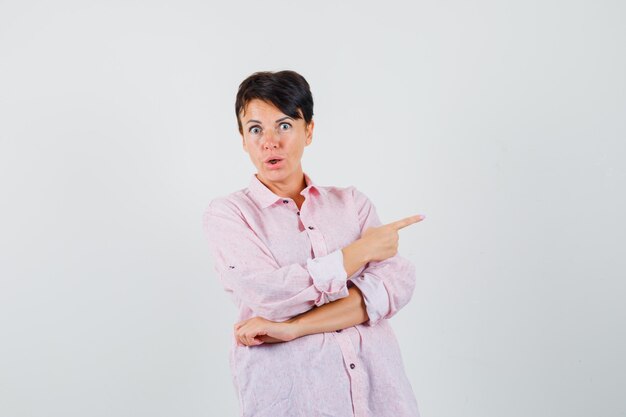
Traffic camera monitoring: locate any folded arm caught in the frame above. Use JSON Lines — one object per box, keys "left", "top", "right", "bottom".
{"left": 284, "top": 284, "right": 369, "bottom": 339}
{"left": 234, "top": 283, "right": 368, "bottom": 346}
{"left": 278, "top": 255, "right": 416, "bottom": 339}
{"left": 270, "top": 187, "right": 418, "bottom": 338}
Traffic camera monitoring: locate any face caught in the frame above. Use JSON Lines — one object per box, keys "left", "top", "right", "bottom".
{"left": 240, "top": 98, "right": 314, "bottom": 184}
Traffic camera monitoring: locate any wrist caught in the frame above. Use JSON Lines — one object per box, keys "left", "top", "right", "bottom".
{"left": 352, "top": 238, "right": 372, "bottom": 264}
{"left": 286, "top": 316, "right": 305, "bottom": 340}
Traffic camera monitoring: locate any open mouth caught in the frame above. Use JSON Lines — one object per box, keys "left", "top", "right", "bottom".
{"left": 268, "top": 159, "right": 282, "bottom": 165}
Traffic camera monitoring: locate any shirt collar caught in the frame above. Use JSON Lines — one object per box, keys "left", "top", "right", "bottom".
{"left": 248, "top": 171, "right": 327, "bottom": 209}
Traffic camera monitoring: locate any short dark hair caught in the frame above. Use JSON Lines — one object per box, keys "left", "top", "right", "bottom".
{"left": 235, "top": 70, "right": 314, "bottom": 135}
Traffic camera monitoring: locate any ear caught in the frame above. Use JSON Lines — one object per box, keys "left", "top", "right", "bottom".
{"left": 305, "top": 119, "right": 314, "bottom": 146}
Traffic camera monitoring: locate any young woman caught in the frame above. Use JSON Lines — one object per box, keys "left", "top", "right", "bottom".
{"left": 203, "top": 70, "right": 425, "bottom": 417}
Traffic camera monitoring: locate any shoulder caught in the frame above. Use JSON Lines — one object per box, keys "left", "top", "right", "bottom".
{"left": 331, "top": 184, "right": 374, "bottom": 206}
{"left": 307, "top": 184, "right": 356, "bottom": 211}
{"left": 316, "top": 184, "right": 363, "bottom": 200}
{"left": 202, "top": 189, "right": 248, "bottom": 223}
{"left": 316, "top": 184, "right": 377, "bottom": 215}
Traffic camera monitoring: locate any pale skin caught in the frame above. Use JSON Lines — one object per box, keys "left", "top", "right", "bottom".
{"left": 234, "top": 98, "right": 426, "bottom": 347}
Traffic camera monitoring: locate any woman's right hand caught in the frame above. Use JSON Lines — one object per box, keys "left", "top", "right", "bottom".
{"left": 360, "top": 214, "right": 425, "bottom": 262}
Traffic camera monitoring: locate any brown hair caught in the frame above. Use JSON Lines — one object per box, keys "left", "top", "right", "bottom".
{"left": 235, "top": 70, "right": 314, "bottom": 135}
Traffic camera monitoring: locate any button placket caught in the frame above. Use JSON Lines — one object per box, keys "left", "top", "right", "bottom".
{"left": 306, "top": 226, "right": 328, "bottom": 257}
{"left": 332, "top": 331, "right": 367, "bottom": 417}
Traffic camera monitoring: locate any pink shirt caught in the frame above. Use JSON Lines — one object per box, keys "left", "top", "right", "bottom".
{"left": 202, "top": 172, "right": 421, "bottom": 417}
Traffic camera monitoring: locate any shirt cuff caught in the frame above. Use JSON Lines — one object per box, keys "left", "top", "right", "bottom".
{"left": 306, "top": 249, "right": 349, "bottom": 306}
{"left": 350, "top": 273, "right": 390, "bottom": 326}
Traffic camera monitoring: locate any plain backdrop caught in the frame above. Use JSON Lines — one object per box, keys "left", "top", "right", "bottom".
{"left": 1, "top": 1, "right": 625, "bottom": 416}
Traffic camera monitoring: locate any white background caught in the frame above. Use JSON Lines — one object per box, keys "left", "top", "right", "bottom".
{"left": 1, "top": 1, "right": 625, "bottom": 416}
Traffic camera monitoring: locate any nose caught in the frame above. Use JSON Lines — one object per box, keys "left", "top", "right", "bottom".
{"left": 262, "top": 130, "right": 279, "bottom": 149}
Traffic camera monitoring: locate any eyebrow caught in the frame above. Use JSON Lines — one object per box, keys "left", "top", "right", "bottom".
{"left": 245, "top": 116, "right": 294, "bottom": 125}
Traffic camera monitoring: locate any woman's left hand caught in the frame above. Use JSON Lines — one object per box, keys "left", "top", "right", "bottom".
{"left": 234, "top": 316, "right": 299, "bottom": 347}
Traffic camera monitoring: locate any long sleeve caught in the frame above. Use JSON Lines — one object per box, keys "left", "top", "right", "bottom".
{"left": 202, "top": 198, "right": 350, "bottom": 322}
{"left": 347, "top": 186, "right": 417, "bottom": 327}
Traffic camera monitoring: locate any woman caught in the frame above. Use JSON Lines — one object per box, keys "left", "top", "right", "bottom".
{"left": 202, "top": 70, "right": 425, "bottom": 417}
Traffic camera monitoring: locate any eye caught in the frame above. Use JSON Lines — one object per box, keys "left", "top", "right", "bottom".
{"left": 249, "top": 126, "right": 261, "bottom": 135}
{"left": 279, "top": 122, "right": 291, "bottom": 131}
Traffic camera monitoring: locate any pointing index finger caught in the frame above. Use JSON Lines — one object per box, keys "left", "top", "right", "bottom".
{"left": 387, "top": 214, "right": 425, "bottom": 230}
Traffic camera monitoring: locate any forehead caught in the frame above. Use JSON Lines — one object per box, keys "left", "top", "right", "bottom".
{"left": 242, "top": 99, "right": 282, "bottom": 116}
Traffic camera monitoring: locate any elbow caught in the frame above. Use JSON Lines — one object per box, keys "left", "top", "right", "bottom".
{"left": 383, "top": 259, "right": 417, "bottom": 320}
{"left": 406, "top": 260, "right": 417, "bottom": 302}
{"left": 401, "top": 258, "right": 417, "bottom": 302}
{"left": 400, "top": 260, "right": 418, "bottom": 308}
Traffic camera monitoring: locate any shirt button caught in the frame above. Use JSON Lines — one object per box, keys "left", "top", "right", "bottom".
{"left": 350, "top": 363, "right": 355, "bottom": 369}
{"left": 296, "top": 211, "right": 300, "bottom": 215}
{"left": 308, "top": 226, "right": 314, "bottom": 230}
{"left": 283, "top": 200, "right": 288, "bottom": 204}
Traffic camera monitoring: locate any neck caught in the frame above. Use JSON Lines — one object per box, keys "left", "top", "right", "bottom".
{"left": 257, "top": 170, "right": 307, "bottom": 201}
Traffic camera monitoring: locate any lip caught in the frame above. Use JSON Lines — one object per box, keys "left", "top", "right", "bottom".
{"left": 265, "top": 158, "right": 285, "bottom": 170}
{"left": 264, "top": 156, "right": 284, "bottom": 163}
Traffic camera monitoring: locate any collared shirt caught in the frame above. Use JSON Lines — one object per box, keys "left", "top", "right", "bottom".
{"left": 202, "top": 172, "right": 421, "bottom": 417}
